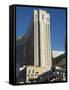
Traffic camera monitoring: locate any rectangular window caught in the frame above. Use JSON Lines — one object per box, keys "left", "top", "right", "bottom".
{"left": 28, "top": 69, "right": 30, "bottom": 74}
{"left": 42, "top": 14, "right": 44, "bottom": 20}
{"left": 35, "top": 14, "right": 37, "bottom": 20}
{"left": 32, "top": 69, "right": 34, "bottom": 73}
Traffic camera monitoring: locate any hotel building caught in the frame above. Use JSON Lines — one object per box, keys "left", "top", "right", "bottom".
{"left": 34, "top": 10, "right": 52, "bottom": 70}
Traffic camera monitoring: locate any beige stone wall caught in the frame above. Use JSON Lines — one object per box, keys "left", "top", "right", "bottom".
{"left": 39, "top": 10, "right": 52, "bottom": 70}
{"left": 26, "top": 66, "right": 46, "bottom": 82}
{"left": 34, "top": 10, "right": 39, "bottom": 66}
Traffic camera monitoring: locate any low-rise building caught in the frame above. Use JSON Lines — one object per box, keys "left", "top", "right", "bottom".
{"left": 19, "top": 65, "right": 47, "bottom": 83}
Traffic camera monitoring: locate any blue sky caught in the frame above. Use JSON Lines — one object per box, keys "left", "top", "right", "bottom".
{"left": 16, "top": 6, "right": 66, "bottom": 51}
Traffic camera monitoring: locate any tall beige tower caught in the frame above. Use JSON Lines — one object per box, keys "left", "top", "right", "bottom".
{"left": 34, "top": 10, "right": 39, "bottom": 66}
{"left": 34, "top": 9, "right": 52, "bottom": 71}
